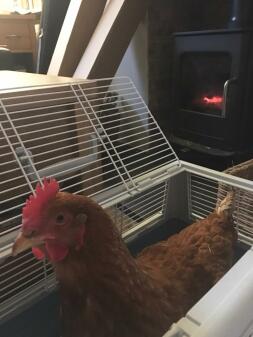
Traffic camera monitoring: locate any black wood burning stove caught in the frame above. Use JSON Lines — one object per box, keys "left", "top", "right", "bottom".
{"left": 168, "top": 0, "right": 253, "bottom": 169}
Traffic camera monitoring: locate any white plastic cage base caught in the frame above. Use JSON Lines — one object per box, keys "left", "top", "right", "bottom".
{"left": 163, "top": 248, "right": 253, "bottom": 337}
{"left": 1, "top": 160, "right": 253, "bottom": 326}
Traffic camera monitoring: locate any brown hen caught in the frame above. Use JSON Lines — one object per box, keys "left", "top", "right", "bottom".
{"left": 12, "top": 180, "right": 237, "bottom": 337}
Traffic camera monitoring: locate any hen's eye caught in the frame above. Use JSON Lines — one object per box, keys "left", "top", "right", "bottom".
{"left": 56, "top": 214, "right": 65, "bottom": 224}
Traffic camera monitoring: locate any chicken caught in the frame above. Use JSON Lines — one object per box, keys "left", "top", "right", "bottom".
{"left": 12, "top": 179, "right": 237, "bottom": 337}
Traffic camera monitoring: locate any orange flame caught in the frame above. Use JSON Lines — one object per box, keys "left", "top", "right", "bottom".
{"left": 203, "top": 96, "right": 223, "bottom": 105}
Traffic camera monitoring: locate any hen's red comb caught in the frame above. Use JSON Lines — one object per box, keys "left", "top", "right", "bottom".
{"left": 22, "top": 178, "right": 59, "bottom": 227}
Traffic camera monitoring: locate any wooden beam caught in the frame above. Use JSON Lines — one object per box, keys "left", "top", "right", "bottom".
{"left": 74, "top": 0, "right": 148, "bottom": 79}
{"left": 48, "top": 0, "right": 107, "bottom": 77}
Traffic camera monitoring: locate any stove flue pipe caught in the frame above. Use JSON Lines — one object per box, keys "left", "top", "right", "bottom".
{"left": 229, "top": 0, "right": 253, "bottom": 29}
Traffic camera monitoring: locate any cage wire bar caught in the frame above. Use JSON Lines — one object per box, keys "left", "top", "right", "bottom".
{"left": 0, "top": 77, "right": 179, "bottom": 321}
{"left": 187, "top": 170, "right": 253, "bottom": 246}
{"left": 118, "top": 181, "right": 167, "bottom": 237}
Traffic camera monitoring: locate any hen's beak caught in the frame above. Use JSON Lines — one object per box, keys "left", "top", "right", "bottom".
{"left": 12, "top": 232, "right": 43, "bottom": 256}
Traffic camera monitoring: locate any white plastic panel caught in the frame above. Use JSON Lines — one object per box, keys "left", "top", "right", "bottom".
{"left": 188, "top": 173, "right": 218, "bottom": 220}
{"left": 164, "top": 249, "right": 253, "bottom": 337}
{"left": 187, "top": 249, "right": 253, "bottom": 324}
{"left": 115, "top": 181, "right": 168, "bottom": 237}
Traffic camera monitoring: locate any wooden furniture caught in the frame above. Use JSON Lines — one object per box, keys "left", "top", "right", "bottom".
{"left": 0, "top": 71, "right": 78, "bottom": 90}
{"left": 0, "top": 14, "right": 38, "bottom": 63}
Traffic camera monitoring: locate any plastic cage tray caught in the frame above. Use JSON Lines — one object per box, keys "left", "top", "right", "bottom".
{"left": 0, "top": 76, "right": 253, "bottom": 337}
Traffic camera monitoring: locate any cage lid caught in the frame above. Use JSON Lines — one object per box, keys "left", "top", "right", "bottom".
{"left": 0, "top": 76, "right": 179, "bottom": 242}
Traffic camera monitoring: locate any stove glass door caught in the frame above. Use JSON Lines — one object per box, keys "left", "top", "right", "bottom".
{"left": 180, "top": 52, "right": 232, "bottom": 117}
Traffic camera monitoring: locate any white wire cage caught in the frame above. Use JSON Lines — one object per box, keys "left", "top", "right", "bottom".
{"left": 0, "top": 77, "right": 178, "bottom": 237}
{"left": 1, "top": 76, "right": 253, "bottom": 336}
{"left": 0, "top": 76, "right": 179, "bottom": 321}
